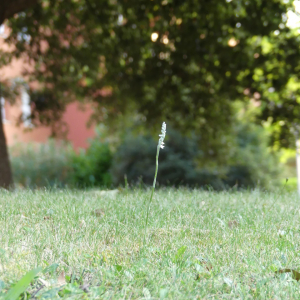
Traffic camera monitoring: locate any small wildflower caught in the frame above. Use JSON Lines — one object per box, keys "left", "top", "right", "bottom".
{"left": 158, "top": 122, "right": 166, "bottom": 149}
{"left": 144, "top": 121, "right": 166, "bottom": 245}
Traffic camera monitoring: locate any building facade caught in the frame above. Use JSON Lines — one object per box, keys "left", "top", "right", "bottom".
{"left": 0, "top": 24, "right": 96, "bottom": 149}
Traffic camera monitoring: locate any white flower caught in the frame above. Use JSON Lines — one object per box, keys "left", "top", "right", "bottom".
{"left": 158, "top": 122, "right": 166, "bottom": 149}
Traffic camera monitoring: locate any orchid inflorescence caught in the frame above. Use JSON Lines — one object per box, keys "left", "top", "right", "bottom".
{"left": 158, "top": 122, "right": 166, "bottom": 149}
{"left": 144, "top": 121, "right": 166, "bottom": 245}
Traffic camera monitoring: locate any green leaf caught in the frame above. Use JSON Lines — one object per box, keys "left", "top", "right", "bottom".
{"left": 42, "top": 263, "right": 59, "bottom": 275}
{"left": 115, "top": 265, "right": 123, "bottom": 273}
{"left": 23, "top": 226, "right": 32, "bottom": 233}
{"left": 0, "top": 280, "right": 5, "bottom": 291}
{"left": 276, "top": 269, "right": 300, "bottom": 281}
{"left": 4, "top": 267, "right": 42, "bottom": 300}
{"left": 38, "top": 287, "right": 59, "bottom": 298}
{"left": 159, "top": 288, "right": 168, "bottom": 300}
{"left": 175, "top": 246, "right": 187, "bottom": 261}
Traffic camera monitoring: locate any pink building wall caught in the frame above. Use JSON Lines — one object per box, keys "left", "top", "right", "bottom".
{"left": 3, "top": 101, "right": 96, "bottom": 149}
{"left": 0, "top": 24, "right": 96, "bottom": 149}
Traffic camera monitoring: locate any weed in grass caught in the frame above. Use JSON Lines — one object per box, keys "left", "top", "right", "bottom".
{"left": 4, "top": 267, "right": 41, "bottom": 300}
{"left": 144, "top": 122, "right": 166, "bottom": 245}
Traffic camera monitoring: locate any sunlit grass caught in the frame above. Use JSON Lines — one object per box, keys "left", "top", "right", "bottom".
{"left": 0, "top": 188, "right": 300, "bottom": 299}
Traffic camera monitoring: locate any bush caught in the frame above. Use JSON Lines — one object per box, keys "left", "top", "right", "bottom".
{"left": 10, "top": 140, "right": 74, "bottom": 188}
{"left": 111, "top": 129, "right": 224, "bottom": 189}
{"left": 10, "top": 135, "right": 113, "bottom": 188}
{"left": 111, "top": 125, "right": 280, "bottom": 190}
{"left": 10, "top": 124, "right": 280, "bottom": 190}
{"left": 70, "top": 138, "right": 112, "bottom": 188}
{"left": 224, "top": 123, "right": 280, "bottom": 189}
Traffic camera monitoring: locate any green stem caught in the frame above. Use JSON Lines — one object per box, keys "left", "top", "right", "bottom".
{"left": 143, "top": 144, "right": 160, "bottom": 246}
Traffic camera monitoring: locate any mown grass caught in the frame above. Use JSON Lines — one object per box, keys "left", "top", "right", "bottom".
{"left": 0, "top": 188, "right": 300, "bottom": 299}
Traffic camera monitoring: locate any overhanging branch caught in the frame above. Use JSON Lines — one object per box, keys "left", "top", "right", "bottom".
{"left": 0, "top": 0, "right": 39, "bottom": 25}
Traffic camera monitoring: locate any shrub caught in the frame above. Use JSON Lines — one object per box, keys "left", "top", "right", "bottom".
{"left": 224, "top": 123, "right": 280, "bottom": 189}
{"left": 111, "top": 125, "right": 280, "bottom": 190}
{"left": 70, "top": 138, "right": 112, "bottom": 188}
{"left": 111, "top": 129, "right": 224, "bottom": 189}
{"left": 10, "top": 140, "right": 73, "bottom": 188}
{"left": 10, "top": 134, "right": 113, "bottom": 188}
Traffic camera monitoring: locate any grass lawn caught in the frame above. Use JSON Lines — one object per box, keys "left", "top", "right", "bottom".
{"left": 0, "top": 188, "right": 300, "bottom": 299}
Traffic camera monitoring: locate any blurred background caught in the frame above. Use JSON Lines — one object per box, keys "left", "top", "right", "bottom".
{"left": 1, "top": 0, "right": 300, "bottom": 190}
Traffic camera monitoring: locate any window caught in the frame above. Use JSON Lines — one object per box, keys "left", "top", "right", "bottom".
{"left": 1, "top": 97, "right": 5, "bottom": 122}
{"left": 21, "top": 88, "right": 32, "bottom": 127}
{"left": 0, "top": 25, "right": 5, "bottom": 36}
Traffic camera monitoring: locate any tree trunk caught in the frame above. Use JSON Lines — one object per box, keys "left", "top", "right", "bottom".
{"left": 0, "top": 95, "right": 13, "bottom": 189}
{"left": 0, "top": 0, "right": 39, "bottom": 24}
{"left": 0, "top": 0, "right": 39, "bottom": 189}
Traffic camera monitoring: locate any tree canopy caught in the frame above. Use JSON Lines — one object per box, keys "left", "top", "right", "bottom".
{"left": 0, "top": 0, "right": 300, "bottom": 187}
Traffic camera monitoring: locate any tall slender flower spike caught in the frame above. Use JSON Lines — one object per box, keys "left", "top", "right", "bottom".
{"left": 158, "top": 122, "right": 166, "bottom": 149}
{"left": 144, "top": 122, "right": 166, "bottom": 245}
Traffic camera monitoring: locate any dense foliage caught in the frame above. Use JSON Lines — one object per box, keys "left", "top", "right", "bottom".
{"left": 70, "top": 138, "right": 112, "bottom": 188}
{"left": 2, "top": 0, "right": 300, "bottom": 188}
{"left": 224, "top": 123, "right": 280, "bottom": 189}
{"left": 2, "top": 0, "right": 299, "bottom": 155}
{"left": 10, "top": 140, "right": 73, "bottom": 188}
{"left": 10, "top": 138, "right": 113, "bottom": 188}
{"left": 10, "top": 122, "right": 280, "bottom": 190}
{"left": 111, "top": 125, "right": 280, "bottom": 189}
